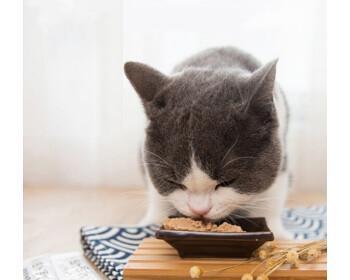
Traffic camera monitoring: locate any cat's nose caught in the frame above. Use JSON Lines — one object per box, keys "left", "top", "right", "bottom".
{"left": 188, "top": 205, "right": 212, "bottom": 217}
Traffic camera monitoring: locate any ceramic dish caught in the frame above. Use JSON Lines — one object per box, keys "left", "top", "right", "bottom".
{"left": 155, "top": 217, "right": 274, "bottom": 258}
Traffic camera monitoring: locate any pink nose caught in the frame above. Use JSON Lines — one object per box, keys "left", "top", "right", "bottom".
{"left": 188, "top": 205, "right": 211, "bottom": 217}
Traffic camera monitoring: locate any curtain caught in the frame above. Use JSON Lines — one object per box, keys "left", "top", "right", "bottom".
{"left": 24, "top": 0, "right": 326, "bottom": 192}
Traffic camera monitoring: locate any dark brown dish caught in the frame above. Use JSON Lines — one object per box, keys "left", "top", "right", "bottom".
{"left": 155, "top": 217, "right": 274, "bottom": 258}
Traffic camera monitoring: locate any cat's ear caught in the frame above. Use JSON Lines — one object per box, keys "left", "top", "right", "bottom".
{"left": 245, "top": 59, "right": 278, "bottom": 109}
{"left": 124, "top": 62, "right": 169, "bottom": 102}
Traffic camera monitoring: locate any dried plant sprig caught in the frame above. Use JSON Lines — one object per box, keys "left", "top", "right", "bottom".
{"left": 256, "top": 275, "right": 269, "bottom": 280}
{"left": 189, "top": 266, "right": 203, "bottom": 278}
{"left": 300, "top": 247, "right": 322, "bottom": 261}
{"left": 189, "top": 258, "right": 257, "bottom": 279}
{"left": 189, "top": 240, "right": 327, "bottom": 279}
{"left": 241, "top": 273, "right": 254, "bottom": 280}
{"left": 258, "top": 240, "right": 326, "bottom": 278}
{"left": 262, "top": 257, "right": 287, "bottom": 275}
{"left": 258, "top": 249, "right": 269, "bottom": 260}
{"left": 249, "top": 251, "right": 286, "bottom": 276}
{"left": 286, "top": 249, "right": 299, "bottom": 266}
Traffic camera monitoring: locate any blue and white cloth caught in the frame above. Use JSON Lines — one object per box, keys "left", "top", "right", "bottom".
{"left": 80, "top": 205, "right": 326, "bottom": 280}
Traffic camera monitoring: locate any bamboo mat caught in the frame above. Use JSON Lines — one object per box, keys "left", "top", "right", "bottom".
{"left": 124, "top": 238, "right": 326, "bottom": 280}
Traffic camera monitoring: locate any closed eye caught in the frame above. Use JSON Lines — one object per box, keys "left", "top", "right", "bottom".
{"left": 164, "top": 178, "right": 187, "bottom": 190}
{"left": 215, "top": 178, "right": 237, "bottom": 190}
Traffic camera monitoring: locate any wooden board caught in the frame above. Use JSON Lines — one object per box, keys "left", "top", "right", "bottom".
{"left": 124, "top": 238, "right": 327, "bottom": 280}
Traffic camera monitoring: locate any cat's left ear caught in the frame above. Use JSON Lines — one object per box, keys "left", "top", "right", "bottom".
{"left": 246, "top": 59, "right": 278, "bottom": 108}
{"left": 124, "top": 61, "right": 169, "bottom": 102}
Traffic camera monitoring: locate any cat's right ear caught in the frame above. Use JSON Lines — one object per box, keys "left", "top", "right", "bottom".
{"left": 124, "top": 62, "right": 169, "bottom": 102}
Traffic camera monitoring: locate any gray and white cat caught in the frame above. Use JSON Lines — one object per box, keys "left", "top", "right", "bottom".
{"left": 124, "top": 47, "right": 290, "bottom": 239}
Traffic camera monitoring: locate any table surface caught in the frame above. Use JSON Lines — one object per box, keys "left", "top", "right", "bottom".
{"left": 24, "top": 186, "right": 326, "bottom": 260}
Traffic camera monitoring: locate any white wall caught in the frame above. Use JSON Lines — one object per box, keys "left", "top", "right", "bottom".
{"left": 24, "top": 0, "right": 128, "bottom": 187}
{"left": 24, "top": 0, "right": 326, "bottom": 192}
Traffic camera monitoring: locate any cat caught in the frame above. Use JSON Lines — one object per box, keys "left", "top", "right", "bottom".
{"left": 124, "top": 47, "right": 291, "bottom": 239}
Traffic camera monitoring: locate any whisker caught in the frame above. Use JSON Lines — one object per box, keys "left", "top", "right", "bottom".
{"left": 222, "top": 156, "right": 256, "bottom": 169}
{"left": 142, "top": 152, "right": 182, "bottom": 178}
{"left": 247, "top": 196, "right": 285, "bottom": 202}
{"left": 231, "top": 214, "right": 260, "bottom": 227}
{"left": 220, "top": 135, "right": 240, "bottom": 165}
{"left": 144, "top": 150, "right": 172, "bottom": 167}
{"left": 143, "top": 162, "right": 172, "bottom": 170}
{"left": 239, "top": 201, "right": 279, "bottom": 208}
{"left": 237, "top": 204, "right": 272, "bottom": 211}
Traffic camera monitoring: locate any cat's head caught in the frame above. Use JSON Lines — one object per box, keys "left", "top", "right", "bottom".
{"left": 124, "top": 60, "right": 282, "bottom": 221}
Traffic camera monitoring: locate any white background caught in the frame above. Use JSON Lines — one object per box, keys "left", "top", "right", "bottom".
{"left": 24, "top": 0, "right": 326, "bottom": 193}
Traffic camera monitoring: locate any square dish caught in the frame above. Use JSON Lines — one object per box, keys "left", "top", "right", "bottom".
{"left": 155, "top": 217, "right": 274, "bottom": 258}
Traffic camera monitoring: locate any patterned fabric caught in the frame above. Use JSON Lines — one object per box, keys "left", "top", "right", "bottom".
{"left": 282, "top": 205, "right": 326, "bottom": 240}
{"left": 80, "top": 205, "right": 326, "bottom": 280}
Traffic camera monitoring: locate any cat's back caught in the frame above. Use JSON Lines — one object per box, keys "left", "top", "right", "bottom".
{"left": 173, "top": 47, "right": 262, "bottom": 74}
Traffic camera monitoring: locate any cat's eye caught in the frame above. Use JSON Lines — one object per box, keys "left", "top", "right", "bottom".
{"left": 164, "top": 179, "right": 186, "bottom": 190}
{"left": 215, "top": 178, "right": 237, "bottom": 190}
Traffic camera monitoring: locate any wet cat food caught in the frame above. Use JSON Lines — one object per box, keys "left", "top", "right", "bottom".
{"left": 162, "top": 217, "right": 245, "bottom": 233}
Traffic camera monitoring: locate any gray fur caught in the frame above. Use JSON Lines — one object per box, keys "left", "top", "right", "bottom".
{"left": 125, "top": 47, "right": 286, "bottom": 196}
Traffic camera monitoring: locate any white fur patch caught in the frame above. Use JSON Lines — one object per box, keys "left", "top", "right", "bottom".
{"left": 167, "top": 156, "right": 250, "bottom": 220}
{"left": 182, "top": 157, "right": 217, "bottom": 192}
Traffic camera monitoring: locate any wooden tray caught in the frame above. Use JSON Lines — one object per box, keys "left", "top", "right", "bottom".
{"left": 124, "top": 238, "right": 326, "bottom": 280}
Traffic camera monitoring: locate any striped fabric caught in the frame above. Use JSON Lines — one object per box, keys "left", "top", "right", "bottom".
{"left": 80, "top": 205, "right": 326, "bottom": 280}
